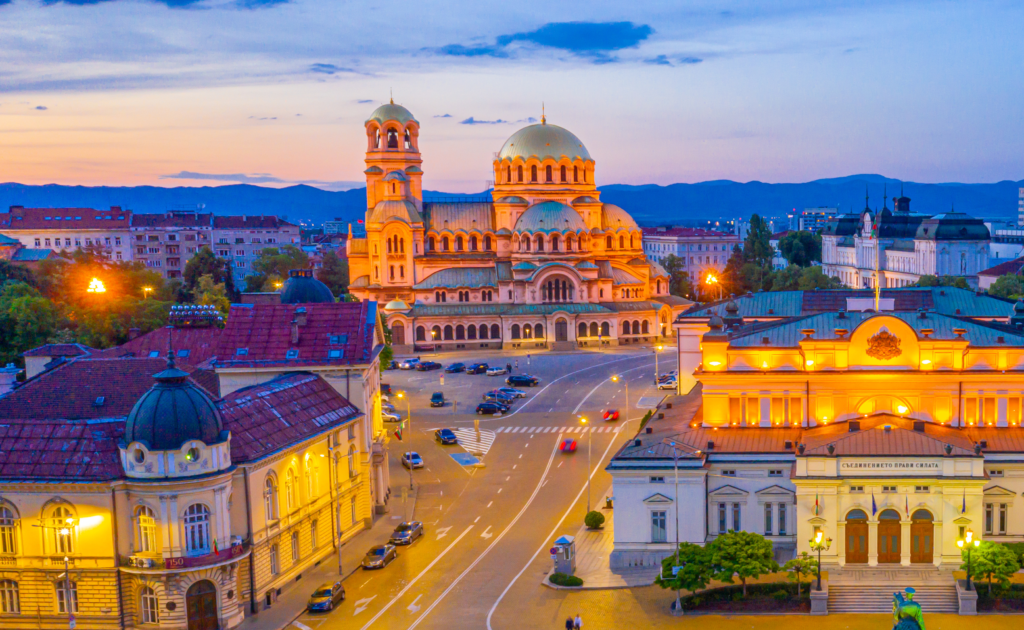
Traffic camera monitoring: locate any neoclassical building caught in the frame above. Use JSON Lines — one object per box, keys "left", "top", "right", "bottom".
{"left": 346, "top": 101, "right": 690, "bottom": 352}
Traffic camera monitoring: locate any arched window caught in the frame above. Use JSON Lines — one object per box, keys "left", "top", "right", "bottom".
{"left": 0, "top": 506, "right": 17, "bottom": 555}
{"left": 535, "top": 235, "right": 544, "bottom": 252}
{"left": 431, "top": 325, "right": 441, "bottom": 341}
{"left": 291, "top": 531, "right": 300, "bottom": 563}
{"left": 573, "top": 166, "right": 579, "bottom": 182}
{"left": 183, "top": 504, "right": 210, "bottom": 555}
{"left": 531, "top": 165, "right": 538, "bottom": 182}
{"left": 656, "top": 280, "right": 662, "bottom": 293}
{"left": 285, "top": 469, "right": 296, "bottom": 510}
{"left": 478, "top": 324, "right": 488, "bottom": 339}
{"left": 623, "top": 321, "right": 631, "bottom": 335}
{"left": 470, "top": 236, "right": 478, "bottom": 251}
{"left": 140, "top": 586, "right": 159, "bottom": 624}
{"left": 416, "top": 326, "right": 426, "bottom": 341}
{"left": 561, "top": 165, "right": 567, "bottom": 182}
{"left": 619, "top": 235, "right": 626, "bottom": 249}
{"left": 387, "top": 238, "right": 392, "bottom": 253}
{"left": 545, "top": 165, "right": 552, "bottom": 182}
{"left": 578, "top": 323, "right": 587, "bottom": 338}
{"left": 601, "top": 322, "right": 610, "bottom": 337}
{"left": 442, "top": 236, "right": 450, "bottom": 251}
{"left": 443, "top": 325, "right": 453, "bottom": 340}
{"left": 631, "top": 234, "right": 637, "bottom": 248}
{"left": 517, "top": 165, "right": 523, "bottom": 182}
{"left": 428, "top": 236, "right": 435, "bottom": 251}
{"left": 536, "top": 324, "right": 544, "bottom": 338}
{"left": 583, "top": 168, "right": 587, "bottom": 183}
{"left": 399, "top": 265, "right": 405, "bottom": 279}
{"left": 467, "top": 325, "right": 477, "bottom": 340}
{"left": 56, "top": 580, "right": 78, "bottom": 614}
{"left": 524, "top": 238, "right": 531, "bottom": 252}
{"left": 491, "top": 323, "right": 501, "bottom": 339}
{"left": 642, "top": 320, "right": 650, "bottom": 334}
{"left": 606, "top": 235, "right": 613, "bottom": 249}
{"left": 484, "top": 235, "right": 492, "bottom": 251}
{"left": 456, "top": 325, "right": 465, "bottom": 340}
{"left": 506, "top": 165, "right": 512, "bottom": 182}
{"left": 389, "top": 265, "right": 394, "bottom": 280}
{"left": 348, "top": 444, "right": 357, "bottom": 478}
{"left": 523, "top": 324, "right": 532, "bottom": 338}
{"left": 551, "top": 235, "right": 560, "bottom": 251}
{"left": 374, "top": 129, "right": 380, "bottom": 149}
{"left": 51, "top": 506, "right": 74, "bottom": 554}
{"left": 135, "top": 506, "right": 156, "bottom": 553}
{"left": 455, "top": 236, "right": 464, "bottom": 251}
{"left": 633, "top": 320, "right": 641, "bottom": 334}
{"left": 566, "top": 235, "right": 574, "bottom": 251}
{"left": 511, "top": 324, "right": 521, "bottom": 339}
{"left": 590, "top": 322, "right": 599, "bottom": 337}
{"left": 434, "top": 291, "right": 441, "bottom": 302}
{"left": 387, "top": 129, "right": 398, "bottom": 148}
{"left": 404, "top": 129, "right": 412, "bottom": 149}
{"left": 0, "top": 580, "right": 19, "bottom": 614}
{"left": 305, "top": 462, "right": 315, "bottom": 499}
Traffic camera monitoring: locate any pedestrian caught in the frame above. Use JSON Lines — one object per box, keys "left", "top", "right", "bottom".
{"left": 564, "top": 618, "right": 574, "bottom": 630}
{"left": 515, "top": 359, "right": 519, "bottom": 370}
{"left": 506, "top": 362, "right": 512, "bottom": 374}
{"left": 574, "top": 614, "right": 582, "bottom": 630}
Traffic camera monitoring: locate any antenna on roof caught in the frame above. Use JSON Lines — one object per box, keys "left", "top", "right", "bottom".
{"left": 541, "top": 102, "right": 546, "bottom": 125}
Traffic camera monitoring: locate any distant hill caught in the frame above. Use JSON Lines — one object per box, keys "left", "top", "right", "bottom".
{"left": 2, "top": 176, "right": 1021, "bottom": 227}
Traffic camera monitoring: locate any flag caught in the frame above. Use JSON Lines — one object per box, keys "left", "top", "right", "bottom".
{"left": 962, "top": 489, "right": 966, "bottom": 514}
{"left": 814, "top": 493, "right": 819, "bottom": 516}
{"left": 871, "top": 492, "right": 877, "bottom": 516}
{"left": 393, "top": 428, "right": 403, "bottom": 441}
{"left": 213, "top": 538, "right": 219, "bottom": 554}
{"left": 905, "top": 494, "right": 909, "bottom": 518}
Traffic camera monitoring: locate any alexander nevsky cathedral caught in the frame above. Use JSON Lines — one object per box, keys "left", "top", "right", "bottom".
{"left": 346, "top": 102, "right": 691, "bottom": 352}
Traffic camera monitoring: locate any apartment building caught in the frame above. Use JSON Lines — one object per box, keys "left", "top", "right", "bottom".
{"left": 641, "top": 226, "right": 741, "bottom": 281}
{"left": 0, "top": 206, "right": 133, "bottom": 261}
{"left": 130, "top": 209, "right": 215, "bottom": 278}
{"left": 211, "top": 215, "right": 301, "bottom": 286}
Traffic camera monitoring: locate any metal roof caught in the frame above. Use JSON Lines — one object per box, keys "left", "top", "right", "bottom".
{"left": 496, "top": 122, "right": 591, "bottom": 162}
{"left": 423, "top": 202, "right": 494, "bottom": 233}
{"left": 413, "top": 267, "right": 497, "bottom": 290}
{"left": 514, "top": 202, "right": 586, "bottom": 234}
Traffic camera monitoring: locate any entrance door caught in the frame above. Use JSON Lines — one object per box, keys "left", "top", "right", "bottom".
{"left": 186, "top": 580, "right": 219, "bottom": 630}
{"left": 392, "top": 323, "right": 405, "bottom": 346}
{"left": 555, "top": 318, "right": 568, "bottom": 342}
{"left": 910, "top": 510, "right": 934, "bottom": 564}
{"left": 878, "top": 509, "right": 901, "bottom": 564}
{"left": 845, "top": 509, "right": 868, "bottom": 564}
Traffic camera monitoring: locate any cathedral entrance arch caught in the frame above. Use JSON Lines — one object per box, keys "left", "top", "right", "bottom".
{"left": 392, "top": 323, "right": 405, "bottom": 345}
{"left": 910, "top": 509, "right": 933, "bottom": 564}
{"left": 878, "top": 509, "right": 901, "bottom": 563}
{"left": 186, "top": 580, "right": 219, "bottom": 630}
{"left": 555, "top": 318, "right": 568, "bottom": 342}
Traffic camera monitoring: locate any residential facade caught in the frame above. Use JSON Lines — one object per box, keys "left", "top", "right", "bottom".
{"left": 640, "top": 226, "right": 741, "bottom": 282}
{"left": 211, "top": 216, "right": 301, "bottom": 286}
{"left": 0, "top": 206, "right": 133, "bottom": 262}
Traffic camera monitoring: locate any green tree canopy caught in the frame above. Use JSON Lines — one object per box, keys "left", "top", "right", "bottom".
{"left": 988, "top": 274, "right": 1024, "bottom": 301}
{"left": 0, "top": 260, "right": 37, "bottom": 287}
{"left": 319, "top": 250, "right": 349, "bottom": 297}
{"left": 783, "top": 551, "right": 818, "bottom": 597}
{"left": 656, "top": 542, "right": 713, "bottom": 595}
{"left": 707, "top": 530, "right": 778, "bottom": 596}
{"left": 0, "top": 281, "right": 66, "bottom": 365}
{"left": 964, "top": 541, "right": 1020, "bottom": 594}
{"left": 194, "top": 274, "right": 231, "bottom": 318}
{"left": 183, "top": 246, "right": 237, "bottom": 301}
{"left": 914, "top": 275, "right": 970, "bottom": 289}
{"left": 778, "top": 231, "right": 822, "bottom": 267}
{"left": 743, "top": 215, "right": 774, "bottom": 268}
{"left": 245, "top": 245, "right": 309, "bottom": 292}
{"left": 660, "top": 254, "right": 693, "bottom": 298}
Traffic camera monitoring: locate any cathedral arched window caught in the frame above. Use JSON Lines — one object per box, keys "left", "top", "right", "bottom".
{"left": 374, "top": 129, "right": 381, "bottom": 149}
{"left": 434, "top": 291, "right": 441, "bottom": 302}
{"left": 561, "top": 165, "right": 567, "bottom": 182}
{"left": 442, "top": 236, "right": 450, "bottom": 251}
{"left": 531, "top": 165, "right": 538, "bottom": 183}
{"left": 399, "top": 265, "right": 405, "bottom": 279}
{"left": 511, "top": 324, "right": 521, "bottom": 339}
{"left": 551, "top": 235, "right": 560, "bottom": 251}
{"left": 590, "top": 322, "right": 599, "bottom": 337}
{"left": 443, "top": 325, "right": 453, "bottom": 340}
{"left": 387, "top": 238, "right": 392, "bottom": 253}
{"left": 387, "top": 129, "right": 398, "bottom": 148}
{"left": 524, "top": 324, "right": 533, "bottom": 338}
{"left": 479, "top": 324, "right": 488, "bottom": 339}
{"left": 416, "top": 326, "right": 426, "bottom": 341}
{"left": 545, "top": 165, "right": 552, "bottom": 183}
{"left": 517, "top": 165, "right": 523, "bottom": 182}
{"left": 619, "top": 235, "right": 626, "bottom": 249}
{"left": 623, "top": 321, "right": 631, "bottom": 335}
{"left": 456, "top": 325, "right": 465, "bottom": 340}
{"left": 535, "top": 235, "right": 544, "bottom": 252}
{"left": 566, "top": 235, "right": 574, "bottom": 251}
{"left": 606, "top": 236, "right": 613, "bottom": 249}
{"left": 469, "top": 236, "right": 478, "bottom": 251}
{"left": 467, "top": 325, "right": 477, "bottom": 340}
{"left": 455, "top": 236, "right": 464, "bottom": 251}
{"left": 431, "top": 325, "right": 441, "bottom": 340}
{"left": 389, "top": 265, "right": 394, "bottom": 280}
{"left": 428, "top": 236, "right": 435, "bottom": 251}
{"left": 642, "top": 320, "right": 650, "bottom": 334}
{"left": 506, "top": 165, "right": 512, "bottom": 182}
{"left": 491, "top": 323, "right": 500, "bottom": 339}
{"left": 404, "top": 129, "right": 412, "bottom": 149}
{"left": 484, "top": 235, "right": 492, "bottom": 251}
{"left": 400, "top": 237, "right": 405, "bottom": 253}
{"left": 573, "top": 166, "right": 579, "bottom": 183}
{"left": 524, "top": 238, "right": 531, "bottom": 252}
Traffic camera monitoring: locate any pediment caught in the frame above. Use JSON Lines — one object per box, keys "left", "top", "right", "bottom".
{"left": 644, "top": 493, "right": 674, "bottom": 504}
{"left": 756, "top": 484, "right": 795, "bottom": 497}
{"left": 953, "top": 516, "right": 972, "bottom": 525}
{"left": 983, "top": 485, "right": 1016, "bottom": 497}
{"left": 709, "top": 484, "right": 749, "bottom": 497}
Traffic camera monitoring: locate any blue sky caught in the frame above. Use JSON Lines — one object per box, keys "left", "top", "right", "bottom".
{"left": 0, "top": 0, "right": 1022, "bottom": 191}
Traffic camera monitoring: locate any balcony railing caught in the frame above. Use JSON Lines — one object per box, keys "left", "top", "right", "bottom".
{"left": 120, "top": 541, "right": 249, "bottom": 571}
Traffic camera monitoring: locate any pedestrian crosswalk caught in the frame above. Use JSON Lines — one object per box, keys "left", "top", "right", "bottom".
{"left": 452, "top": 428, "right": 497, "bottom": 456}
{"left": 493, "top": 426, "right": 621, "bottom": 434}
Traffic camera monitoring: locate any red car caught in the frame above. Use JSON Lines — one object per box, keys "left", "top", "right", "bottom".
{"left": 603, "top": 409, "right": 620, "bottom": 421}
{"left": 560, "top": 439, "right": 577, "bottom": 453}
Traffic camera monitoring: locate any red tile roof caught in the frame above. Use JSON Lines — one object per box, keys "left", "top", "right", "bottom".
{"left": 2, "top": 206, "right": 131, "bottom": 230}
{"left": 966, "top": 428, "right": 1024, "bottom": 453}
{"left": 213, "top": 215, "right": 296, "bottom": 229}
{"left": 219, "top": 373, "right": 360, "bottom": 462}
{"left": 801, "top": 417, "right": 975, "bottom": 457}
{"left": 97, "top": 326, "right": 223, "bottom": 367}
{"left": 979, "top": 257, "right": 1024, "bottom": 278}
{"left": 641, "top": 227, "right": 737, "bottom": 239}
{"left": 131, "top": 212, "right": 213, "bottom": 228}
{"left": 213, "top": 302, "right": 377, "bottom": 368}
{"left": 0, "top": 420, "right": 125, "bottom": 481}
{"left": 22, "top": 343, "right": 97, "bottom": 358}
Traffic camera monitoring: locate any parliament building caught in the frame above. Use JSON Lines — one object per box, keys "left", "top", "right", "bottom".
{"left": 345, "top": 102, "right": 690, "bottom": 352}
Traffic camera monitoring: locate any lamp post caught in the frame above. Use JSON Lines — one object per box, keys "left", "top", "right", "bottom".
{"left": 704, "top": 273, "right": 721, "bottom": 301}
{"left": 809, "top": 530, "right": 832, "bottom": 591}
{"left": 957, "top": 528, "right": 981, "bottom": 591}
{"left": 611, "top": 374, "right": 629, "bottom": 427}
{"left": 669, "top": 441, "right": 682, "bottom": 613}
{"left": 580, "top": 416, "right": 591, "bottom": 512}
{"left": 142, "top": 286, "right": 153, "bottom": 299}
{"left": 654, "top": 344, "right": 664, "bottom": 385}
{"left": 431, "top": 329, "right": 437, "bottom": 354}
{"left": 397, "top": 391, "right": 413, "bottom": 491}
{"left": 59, "top": 518, "right": 74, "bottom": 625}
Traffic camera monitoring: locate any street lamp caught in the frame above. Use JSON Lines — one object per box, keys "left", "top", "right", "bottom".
{"left": 654, "top": 344, "right": 664, "bottom": 385}
{"left": 396, "top": 391, "right": 412, "bottom": 491}
{"left": 273, "top": 281, "right": 283, "bottom": 290}
{"left": 611, "top": 375, "right": 629, "bottom": 426}
{"left": 704, "top": 273, "right": 721, "bottom": 300}
{"left": 580, "top": 416, "right": 591, "bottom": 512}
{"left": 809, "top": 530, "right": 832, "bottom": 591}
{"left": 142, "top": 286, "right": 153, "bottom": 299}
{"left": 86, "top": 278, "right": 106, "bottom": 293}
{"left": 957, "top": 529, "right": 981, "bottom": 591}
{"left": 431, "top": 329, "right": 437, "bottom": 354}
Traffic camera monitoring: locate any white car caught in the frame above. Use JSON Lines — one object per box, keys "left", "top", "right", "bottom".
{"left": 398, "top": 358, "right": 421, "bottom": 370}
{"left": 658, "top": 379, "right": 677, "bottom": 391}
{"left": 486, "top": 366, "right": 507, "bottom": 376}
{"left": 382, "top": 410, "right": 401, "bottom": 422}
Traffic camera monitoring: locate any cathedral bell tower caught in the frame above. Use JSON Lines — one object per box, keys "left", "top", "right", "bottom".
{"left": 365, "top": 100, "right": 423, "bottom": 214}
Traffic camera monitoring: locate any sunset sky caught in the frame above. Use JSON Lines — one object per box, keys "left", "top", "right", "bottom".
{"left": 1, "top": 0, "right": 1022, "bottom": 192}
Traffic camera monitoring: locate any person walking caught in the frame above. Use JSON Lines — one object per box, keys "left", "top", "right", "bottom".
{"left": 574, "top": 614, "right": 582, "bottom": 629}
{"left": 515, "top": 359, "right": 519, "bottom": 370}
{"left": 564, "top": 617, "right": 574, "bottom": 630}
{"left": 506, "top": 362, "right": 512, "bottom": 374}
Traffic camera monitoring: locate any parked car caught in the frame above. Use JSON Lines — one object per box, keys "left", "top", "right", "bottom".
{"left": 385, "top": 360, "right": 398, "bottom": 370}
{"left": 445, "top": 363, "right": 465, "bottom": 373}
{"left": 476, "top": 402, "right": 505, "bottom": 415}
{"left": 484, "top": 389, "right": 515, "bottom": 402}
{"left": 398, "top": 358, "right": 421, "bottom": 370}
{"left": 361, "top": 544, "right": 397, "bottom": 569}
{"left": 389, "top": 521, "right": 424, "bottom": 545}
{"left": 416, "top": 361, "right": 442, "bottom": 371}
{"left": 486, "top": 366, "right": 507, "bottom": 376}
{"left": 603, "top": 409, "right": 620, "bottom": 421}
{"left": 658, "top": 379, "right": 677, "bottom": 390}
{"left": 382, "top": 403, "right": 397, "bottom": 414}
{"left": 401, "top": 451, "right": 424, "bottom": 469}
{"left": 560, "top": 439, "right": 577, "bottom": 453}
{"left": 498, "top": 387, "right": 527, "bottom": 399}
{"left": 506, "top": 375, "right": 539, "bottom": 387}
{"left": 381, "top": 383, "right": 393, "bottom": 395}
{"left": 306, "top": 581, "right": 346, "bottom": 612}
{"left": 430, "top": 392, "right": 446, "bottom": 407}
{"left": 466, "top": 363, "right": 489, "bottom": 374}
{"left": 382, "top": 410, "right": 401, "bottom": 422}
{"left": 435, "top": 428, "right": 458, "bottom": 444}
{"left": 482, "top": 394, "right": 512, "bottom": 409}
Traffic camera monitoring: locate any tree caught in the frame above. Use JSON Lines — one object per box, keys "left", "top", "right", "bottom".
{"left": 584, "top": 511, "right": 605, "bottom": 529}
{"left": 319, "top": 250, "right": 349, "bottom": 297}
{"left": 742, "top": 215, "right": 774, "bottom": 268}
{"left": 722, "top": 245, "right": 750, "bottom": 296}
{"left": 0, "top": 260, "right": 36, "bottom": 287}
{"left": 655, "top": 542, "right": 712, "bottom": 596}
{"left": 914, "top": 275, "right": 970, "bottom": 289}
{"left": 778, "top": 231, "right": 822, "bottom": 267}
{"left": 988, "top": 274, "right": 1024, "bottom": 301}
{"left": 0, "top": 281, "right": 65, "bottom": 365}
{"left": 783, "top": 552, "right": 817, "bottom": 597}
{"left": 245, "top": 245, "right": 309, "bottom": 292}
{"left": 379, "top": 312, "right": 393, "bottom": 367}
{"left": 707, "top": 530, "right": 778, "bottom": 597}
{"left": 965, "top": 541, "right": 1020, "bottom": 595}
{"left": 195, "top": 274, "right": 231, "bottom": 318}
{"left": 659, "top": 254, "right": 693, "bottom": 298}
{"left": 183, "top": 246, "right": 237, "bottom": 301}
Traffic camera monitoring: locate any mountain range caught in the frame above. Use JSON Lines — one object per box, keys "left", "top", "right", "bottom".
{"left": 2, "top": 176, "right": 1021, "bottom": 228}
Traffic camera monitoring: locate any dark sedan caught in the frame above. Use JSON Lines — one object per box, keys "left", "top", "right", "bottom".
{"left": 444, "top": 363, "right": 465, "bottom": 373}
{"left": 306, "top": 581, "right": 345, "bottom": 612}
{"left": 361, "top": 544, "right": 397, "bottom": 569}
{"left": 476, "top": 402, "right": 505, "bottom": 415}
{"left": 435, "top": 428, "right": 458, "bottom": 444}
{"left": 466, "top": 363, "right": 489, "bottom": 374}
{"left": 389, "top": 521, "right": 424, "bottom": 545}
{"left": 416, "top": 361, "right": 442, "bottom": 371}
{"left": 506, "top": 375, "right": 539, "bottom": 387}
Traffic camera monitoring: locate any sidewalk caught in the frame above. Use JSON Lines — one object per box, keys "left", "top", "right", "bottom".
{"left": 235, "top": 487, "right": 418, "bottom": 630}
{"left": 544, "top": 490, "right": 660, "bottom": 590}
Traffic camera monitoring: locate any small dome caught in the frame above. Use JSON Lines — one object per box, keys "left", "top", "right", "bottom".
{"left": 495, "top": 196, "right": 528, "bottom": 205}
{"left": 383, "top": 171, "right": 408, "bottom": 182}
{"left": 125, "top": 358, "right": 224, "bottom": 451}
{"left": 384, "top": 299, "right": 410, "bottom": 312}
{"left": 514, "top": 201, "right": 586, "bottom": 234}
{"left": 281, "top": 269, "right": 335, "bottom": 304}
{"left": 627, "top": 257, "right": 647, "bottom": 266}
{"left": 601, "top": 204, "right": 638, "bottom": 230}
{"left": 369, "top": 199, "right": 423, "bottom": 224}
{"left": 573, "top": 196, "right": 599, "bottom": 205}
{"left": 367, "top": 102, "right": 418, "bottom": 126}
{"left": 404, "top": 165, "right": 423, "bottom": 174}
{"left": 364, "top": 165, "right": 384, "bottom": 174}
{"left": 497, "top": 123, "right": 591, "bottom": 162}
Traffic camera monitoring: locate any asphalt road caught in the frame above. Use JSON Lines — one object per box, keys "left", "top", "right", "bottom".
{"left": 291, "top": 348, "right": 677, "bottom": 630}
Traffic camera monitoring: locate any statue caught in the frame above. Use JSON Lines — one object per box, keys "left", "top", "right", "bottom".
{"left": 892, "top": 587, "right": 925, "bottom": 630}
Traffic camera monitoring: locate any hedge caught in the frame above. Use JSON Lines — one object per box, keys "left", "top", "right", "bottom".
{"left": 549, "top": 573, "right": 584, "bottom": 587}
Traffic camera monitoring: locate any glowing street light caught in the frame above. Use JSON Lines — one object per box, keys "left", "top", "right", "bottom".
{"left": 611, "top": 374, "right": 629, "bottom": 426}
{"left": 87, "top": 278, "right": 106, "bottom": 293}
{"left": 142, "top": 286, "right": 153, "bottom": 299}
{"left": 704, "top": 273, "right": 722, "bottom": 300}
{"left": 654, "top": 344, "right": 664, "bottom": 386}
{"left": 396, "top": 391, "right": 413, "bottom": 490}
{"left": 809, "top": 530, "right": 832, "bottom": 591}
{"left": 958, "top": 528, "right": 981, "bottom": 591}
{"left": 273, "top": 281, "right": 284, "bottom": 290}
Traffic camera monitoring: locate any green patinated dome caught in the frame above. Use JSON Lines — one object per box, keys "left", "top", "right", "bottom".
{"left": 281, "top": 269, "right": 335, "bottom": 304}
{"left": 514, "top": 202, "right": 587, "bottom": 234}
{"left": 366, "top": 102, "right": 418, "bottom": 126}
{"left": 125, "top": 359, "right": 223, "bottom": 451}
{"left": 498, "top": 123, "right": 591, "bottom": 162}
{"left": 368, "top": 199, "right": 423, "bottom": 225}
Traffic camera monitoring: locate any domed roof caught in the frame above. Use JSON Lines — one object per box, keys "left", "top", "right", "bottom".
{"left": 383, "top": 170, "right": 408, "bottom": 182}
{"left": 514, "top": 202, "right": 587, "bottom": 234}
{"left": 496, "top": 196, "right": 528, "bottom": 205}
{"left": 366, "top": 102, "right": 418, "bottom": 126}
{"left": 368, "top": 199, "right": 423, "bottom": 225}
{"left": 383, "top": 298, "right": 410, "bottom": 312}
{"left": 497, "top": 122, "right": 591, "bottom": 162}
{"left": 575, "top": 261, "right": 599, "bottom": 270}
{"left": 125, "top": 358, "right": 224, "bottom": 451}
{"left": 573, "top": 196, "right": 599, "bottom": 205}
{"left": 601, "top": 204, "right": 638, "bottom": 230}
{"left": 281, "top": 269, "right": 335, "bottom": 304}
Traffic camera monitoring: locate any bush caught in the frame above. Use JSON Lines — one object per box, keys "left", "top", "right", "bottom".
{"left": 732, "top": 592, "right": 744, "bottom": 602}
{"left": 679, "top": 581, "right": 810, "bottom": 612}
{"left": 584, "top": 510, "right": 606, "bottom": 529}
{"left": 549, "top": 573, "right": 584, "bottom": 587}
{"left": 772, "top": 589, "right": 789, "bottom": 602}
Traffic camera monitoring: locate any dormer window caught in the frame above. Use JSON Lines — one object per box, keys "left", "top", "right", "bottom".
{"left": 236, "top": 348, "right": 248, "bottom": 356}
{"left": 329, "top": 334, "right": 348, "bottom": 345}
{"left": 328, "top": 350, "right": 343, "bottom": 359}
{"left": 286, "top": 349, "right": 299, "bottom": 359}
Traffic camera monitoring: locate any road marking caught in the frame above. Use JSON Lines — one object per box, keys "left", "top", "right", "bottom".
{"left": 406, "top": 433, "right": 564, "bottom": 630}
{"left": 407, "top": 594, "right": 422, "bottom": 613}
{"left": 557, "top": 461, "right": 563, "bottom": 468}
{"left": 353, "top": 595, "right": 377, "bottom": 616}
{"left": 474, "top": 516, "right": 480, "bottom": 523}
{"left": 505, "top": 476, "right": 510, "bottom": 481}
{"left": 497, "top": 488, "right": 502, "bottom": 493}
{"left": 480, "top": 525, "right": 493, "bottom": 539}
{"left": 357, "top": 526, "right": 473, "bottom": 630}
{"left": 293, "top": 621, "right": 312, "bottom": 630}
{"left": 486, "top": 501, "right": 493, "bottom": 508}
{"left": 512, "top": 465, "right": 516, "bottom": 470}
{"left": 434, "top": 526, "right": 452, "bottom": 541}
{"left": 452, "top": 428, "right": 496, "bottom": 457}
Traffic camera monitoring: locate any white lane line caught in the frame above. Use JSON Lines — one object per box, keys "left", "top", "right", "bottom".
{"left": 357, "top": 527, "right": 474, "bottom": 630}
{"left": 407, "top": 594, "right": 423, "bottom": 613}
{"left": 406, "top": 433, "right": 564, "bottom": 630}
{"left": 486, "top": 428, "right": 623, "bottom": 630}
{"left": 293, "top": 621, "right": 313, "bottom": 630}
{"left": 486, "top": 501, "right": 493, "bottom": 508}
{"left": 474, "top": 516, "right": 480, "bottom": 523}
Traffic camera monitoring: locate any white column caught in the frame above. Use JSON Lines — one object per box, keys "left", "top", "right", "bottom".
{"left": 168, "top": 494, "right": 180, "bottom": 553}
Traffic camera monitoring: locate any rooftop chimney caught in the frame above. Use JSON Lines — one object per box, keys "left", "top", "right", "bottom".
{"left": 706, "top": 440, "right": 715, "bottom": 451}
{"left": 291, "top": 319, "right": 300, "bottom": 344}
{"left": 295, "top": 306, "right": 308, "bottom": 327}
